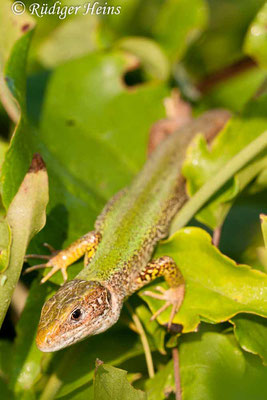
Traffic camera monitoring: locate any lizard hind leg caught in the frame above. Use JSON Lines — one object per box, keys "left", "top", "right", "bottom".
{"left": 135, "top": 256, "right": 185, "bottom": 329}
{"left": 24, "top": 231, "right": 101, "bottom": 284}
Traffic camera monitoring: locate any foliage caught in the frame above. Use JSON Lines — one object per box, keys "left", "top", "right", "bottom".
{"left": 0, "top": 0, "right": 267, "bottom": 399}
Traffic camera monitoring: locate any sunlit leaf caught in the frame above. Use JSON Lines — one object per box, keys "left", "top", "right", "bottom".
{"left": 139, "top": 227, "right": 267, "bottom": 331}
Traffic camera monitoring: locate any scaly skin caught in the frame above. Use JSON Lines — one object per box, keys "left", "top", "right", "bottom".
{"left": 35, "top": 110, "right": 230, "bottom": 351}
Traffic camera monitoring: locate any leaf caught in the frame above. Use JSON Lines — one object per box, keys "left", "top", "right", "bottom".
{"left": 0, "top": 339, "right": 13, "bottom": 379}
{"left": 0, "top": 217, "right": 11, "bottom": 272}
{"left": 153, "top": 0, "right": 208, "bottom": 60}
{"left": 145, "top": 360, "right": 174, "bottom": 400}
{"left": 93, "top": 363, "right": 146, "bottom": 400}
{"left": 0, "top": 0, "right": 34, "bottom": 122}
{"left": 9, "top": 279, "right": 56, "bottom": 394}
{"left": 231, "top": 314, "right": 267, "bottom": 364}
{"left": 0, "top": 154, "right": 49, "bottom": 327}
{"left": 116, "top": 37, "right": 170, "bottom": 80}
{"left": 179, "top": 331, "right": 267, "bottom": 400}
{"left": 184, "top": 0, "right": 266, "bottom": 78}
{"left": 198, "top": 67, "right": 266, "bottom": 113}
{"left": 244, "top": 2, "right": 267, "bottom": 69}
{"left": 100, "top": 0, "right": 207, "bottom": 62}
{"left": 44, "top": 329, "right": 145, "bottom": 398}
{"left": 0, "top": 29, "right": 36, "bottom": 208}
{"left": 139, "top": 227, "right": 267, "bottom": 332}
{"left": 37, "top": 15, "right": 101, "bottom": 68}
{"left": 182, "top": 94, "right": 267, "bottom": 229}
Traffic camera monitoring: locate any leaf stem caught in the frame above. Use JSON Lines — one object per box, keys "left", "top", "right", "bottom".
{"left": 172, "top": 346, "right": 182, "bottom": 400}
{"left": 213, "top": 225, "right": 222, "bottom": 248}
{"left": 170, "top": 130, "right": 267, "bottom": 234}
{"left": 126, "top": 303, "right": 155, "bottom": 378}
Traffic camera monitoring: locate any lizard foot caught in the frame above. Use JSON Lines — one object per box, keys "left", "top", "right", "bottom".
{"left": 24, "top": 243, "right": 67, "bottom": 284}
{"left": 143, "top": 285, "right": 185, "bottom": 329}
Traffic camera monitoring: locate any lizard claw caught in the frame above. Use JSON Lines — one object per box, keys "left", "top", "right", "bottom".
{"left": 143, "top": 285, "right": 185, "bottom": 329}
{"left": 24, "top": 243, "right": 67, "bottom": 284}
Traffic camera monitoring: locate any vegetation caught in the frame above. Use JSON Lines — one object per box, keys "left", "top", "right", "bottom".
{"left": 0, "top": 0, "right": 267, "bottom": 399}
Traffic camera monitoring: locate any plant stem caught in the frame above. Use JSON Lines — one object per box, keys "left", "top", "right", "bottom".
{"left": 126, "top": 303, "right": 155, "bottom": 378}
{"left": 170, "top": 130, "right": 267, "bottom": 235}
{"left": 39, "top": 373, "right": 62, "bottom": 400}
{"left": 172, "top": 346, "right": 182, "bottom": 400}
{"left": 213, "top": 225, "right": 222, "bottom": 248}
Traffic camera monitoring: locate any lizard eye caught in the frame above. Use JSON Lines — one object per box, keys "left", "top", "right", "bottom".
{"left": 71, "top": 309, "right": 82, "bottom": 321}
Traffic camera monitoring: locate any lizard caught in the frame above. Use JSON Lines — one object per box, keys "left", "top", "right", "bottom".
{"left": 27, "top": 109, "right": 230, "bottom": 352}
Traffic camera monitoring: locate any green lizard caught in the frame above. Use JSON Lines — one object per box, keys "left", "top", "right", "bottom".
{"left": 28, "top": 110, "right": 229, "bottom": 352}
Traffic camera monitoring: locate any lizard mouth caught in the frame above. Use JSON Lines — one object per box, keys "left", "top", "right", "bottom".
{"left": 36, "top": 324, "right": 82, "bottom": 352}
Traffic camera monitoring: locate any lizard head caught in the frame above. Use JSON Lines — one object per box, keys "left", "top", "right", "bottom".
{"left": 36, "top": 279, "right": 122, "bottom": 352}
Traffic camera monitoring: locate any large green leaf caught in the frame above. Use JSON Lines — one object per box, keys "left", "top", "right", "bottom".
{"left": 139, "top": 227, "right": 267, "bottom": 331}
{"left": 244, "top": 2, "right": 267, "bottom": 69}
{"left": 182, "top": 94, "right": 267, "bottom": 229}
{"left": 94, "top": 363, "right": 146, "bottom": 400}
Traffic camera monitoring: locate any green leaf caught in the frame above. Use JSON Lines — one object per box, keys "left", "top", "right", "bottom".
{"left": 93, "top": 363, "right": 146, "bottom": 400}
{"left": 182, "top": 95, "right": 267, "bottom": 229}
{"left": 0, "top": 154, "right": 49, "bottom": 327}
{"left": 139, "top": 227, "right": 267, "bottom": 331}
{"left": 37, "top": 15, "right": 101, "bottom": 68}
{"left": 0, "top": 0, "right": 34, "bottom": 123}
{"left": 153, "top": 0, "right": 208, "bottom": 60}
{"left": 179, "top": 331, "right": 267, "bottom": 400}
{"left": 41, "top": 329, "right": 144, "bottom": 398}
{"left": 198, "top": 67, "right": 266, "bottom": 113}
{"left": 145, "top": 360, "right": 174, "bottom": 400}
{"left": 184, "top": 0, "right": 266, "bottom": 78}
{"left": 231, "top": 314, "right": 267, "bottom": 364}
{"left": 1, "top": 29, "right": 36, "bottom": 208}
{"left": 0, "top": 339, "right": 13, "bottom": 379}
{"left": 244, "top": 2, "right": 267, "bottom": 69}
{"left": 116, "top": 37, "right": 170, "bottom": 80}
{"left": 0, "top": 217, "right": 11, "bottom": 272}
{"left": 9, "top": 279, "right": 56, "bottom": 394}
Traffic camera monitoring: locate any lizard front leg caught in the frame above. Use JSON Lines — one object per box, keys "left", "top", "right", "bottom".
{"left": 134, "top": 256, "right": 185, "bottom": 329}
{"left": 25, "top": 231, "right": 101, "bottom": 284}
